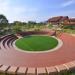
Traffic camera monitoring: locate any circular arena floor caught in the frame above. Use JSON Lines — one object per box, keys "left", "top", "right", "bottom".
{"left": 0, "top": 31, "right": 75, "bottom": 74}
{"left": 15, "top": 35, "right": 59, "bottom": 52}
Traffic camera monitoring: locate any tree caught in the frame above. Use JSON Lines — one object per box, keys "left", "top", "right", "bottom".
{"left": 13, "top": 24, "right": 21, "bottom": 33}
{"left": 0, "top": 14, "right": 8, "bottom": 24}
{"left": 27, "top": 21, "right": 36, "bottom": 28}
{"left": 0, "top": 14, "right": 8, "bottom": 29}
{"left": 13, "top": 21, "right": 22, "bottom": 26}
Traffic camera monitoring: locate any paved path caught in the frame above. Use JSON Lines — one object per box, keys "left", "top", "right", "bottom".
{"left": 0, "top": 33, "right": 75, "bottom": 68}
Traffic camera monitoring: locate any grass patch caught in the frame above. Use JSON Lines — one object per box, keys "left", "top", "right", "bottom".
{"left": 63, "top": 29, "right": 75, "bottom": 34}
{"left": 15, "top": 35, "right": 58, "bottom": 51}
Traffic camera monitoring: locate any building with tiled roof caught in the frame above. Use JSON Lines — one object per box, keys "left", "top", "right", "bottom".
{"left": 47, "top": 16, "right": 69, "bottom": 25}
{"left": 47, "top": 16, "right": 75, "bottom": 26}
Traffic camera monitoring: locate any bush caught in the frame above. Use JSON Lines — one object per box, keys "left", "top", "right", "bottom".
{"left": 63, "top": 25, "right": 75, "bottom": 30}
{"left": 34, "top": 28, "right": 40, "bottom": 31}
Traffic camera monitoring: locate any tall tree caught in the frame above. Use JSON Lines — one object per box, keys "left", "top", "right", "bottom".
{"left": 0, "top": 14, "right": 8, "bottom": 29}
{"left": 0, "top": 14, "right": 8, "bottom": 24}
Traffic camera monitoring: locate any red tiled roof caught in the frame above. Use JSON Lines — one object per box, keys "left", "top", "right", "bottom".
{"left": 48, "top": 16, "right": 62, "bottom": 22}
{"left": 48, "top": 16, "right": 69, "bottom": 22}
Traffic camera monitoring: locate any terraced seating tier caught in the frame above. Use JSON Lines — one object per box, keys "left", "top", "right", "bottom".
{"left": 0, "top": 34, "right": 18, "bottom": 50}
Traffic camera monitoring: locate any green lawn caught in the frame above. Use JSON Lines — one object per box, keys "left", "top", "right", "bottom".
{"left": 15, "top": 35, "right": 58, "bottom": 51}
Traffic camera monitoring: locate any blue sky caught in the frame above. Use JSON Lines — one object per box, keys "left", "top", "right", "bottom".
{"left": 0, "top": 0, "right": 75, "bottom": 23}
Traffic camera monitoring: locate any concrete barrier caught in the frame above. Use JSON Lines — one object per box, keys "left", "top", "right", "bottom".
{"left": 17, "top": 67, "right": 27, "bottom": 75}
{"left": 27, "top": 67, "right": 36, "bottom": 75}
{"left": 7, "top": 66, "right": 18, "bottom": 75}
{"left": 46, "top": 66, "right": 58, "bottom": 75}
{"left": 0, "top": 65, "right": 10, "bottom": 75}
{"left": 37, "top": 67, "right": 47, "bottom": 75}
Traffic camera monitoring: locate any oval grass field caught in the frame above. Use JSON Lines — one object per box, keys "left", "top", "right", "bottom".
{"left": 15, "top": 35, "right": 58, "bottom": 51}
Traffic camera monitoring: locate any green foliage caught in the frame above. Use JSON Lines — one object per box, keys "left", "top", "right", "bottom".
{"left": 9, "top": 20, "right": 47, "bottom": 32}
{"left": 0, "top": 14, "right": 9, "bottom": 30}
{"left": 13, "top": 24, "right": 22, "bottom": 33}
{"left": 48, "top": 23, "right": 53, "bottom": 28}
{"left": 63, "top": 25, "right": 75, "bottom": 30}
{"left": 34, "top": 28, "right": 40, "bottom": 31}
{"left": 63, "top": 29, "right": 75, "bottom": 34}
{"left": 27, "top": 21, "right": 36, "bottom": 28}
{"left": 0, "top": 14, "right": 8, "bottom": 24}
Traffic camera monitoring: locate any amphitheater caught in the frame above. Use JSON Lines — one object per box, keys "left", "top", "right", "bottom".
{"left": 0, "top": 30, "right": 75, "bottom": 75}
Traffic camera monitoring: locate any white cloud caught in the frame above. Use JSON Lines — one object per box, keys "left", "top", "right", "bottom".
{"left": 0, "top": 0, "right": 10, "bottom": 13}
{"left": 61, "top": 0, "right": 75, "bottom": 7}
{"left": 0, "top": 0, "right": 39, "bottom": 22}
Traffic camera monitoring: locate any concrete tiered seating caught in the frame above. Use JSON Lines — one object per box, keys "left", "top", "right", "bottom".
{"left": 0, "top": 34, "right": 18, "bottom": 50}
{"left": 17, "top": 31, "right": 53, "bottom": 37}
{"left": 0, "top": 35, "right": 12, "bottom": 49}
{"left": 5, "top": 37, "right": 17, "bottom": 49}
